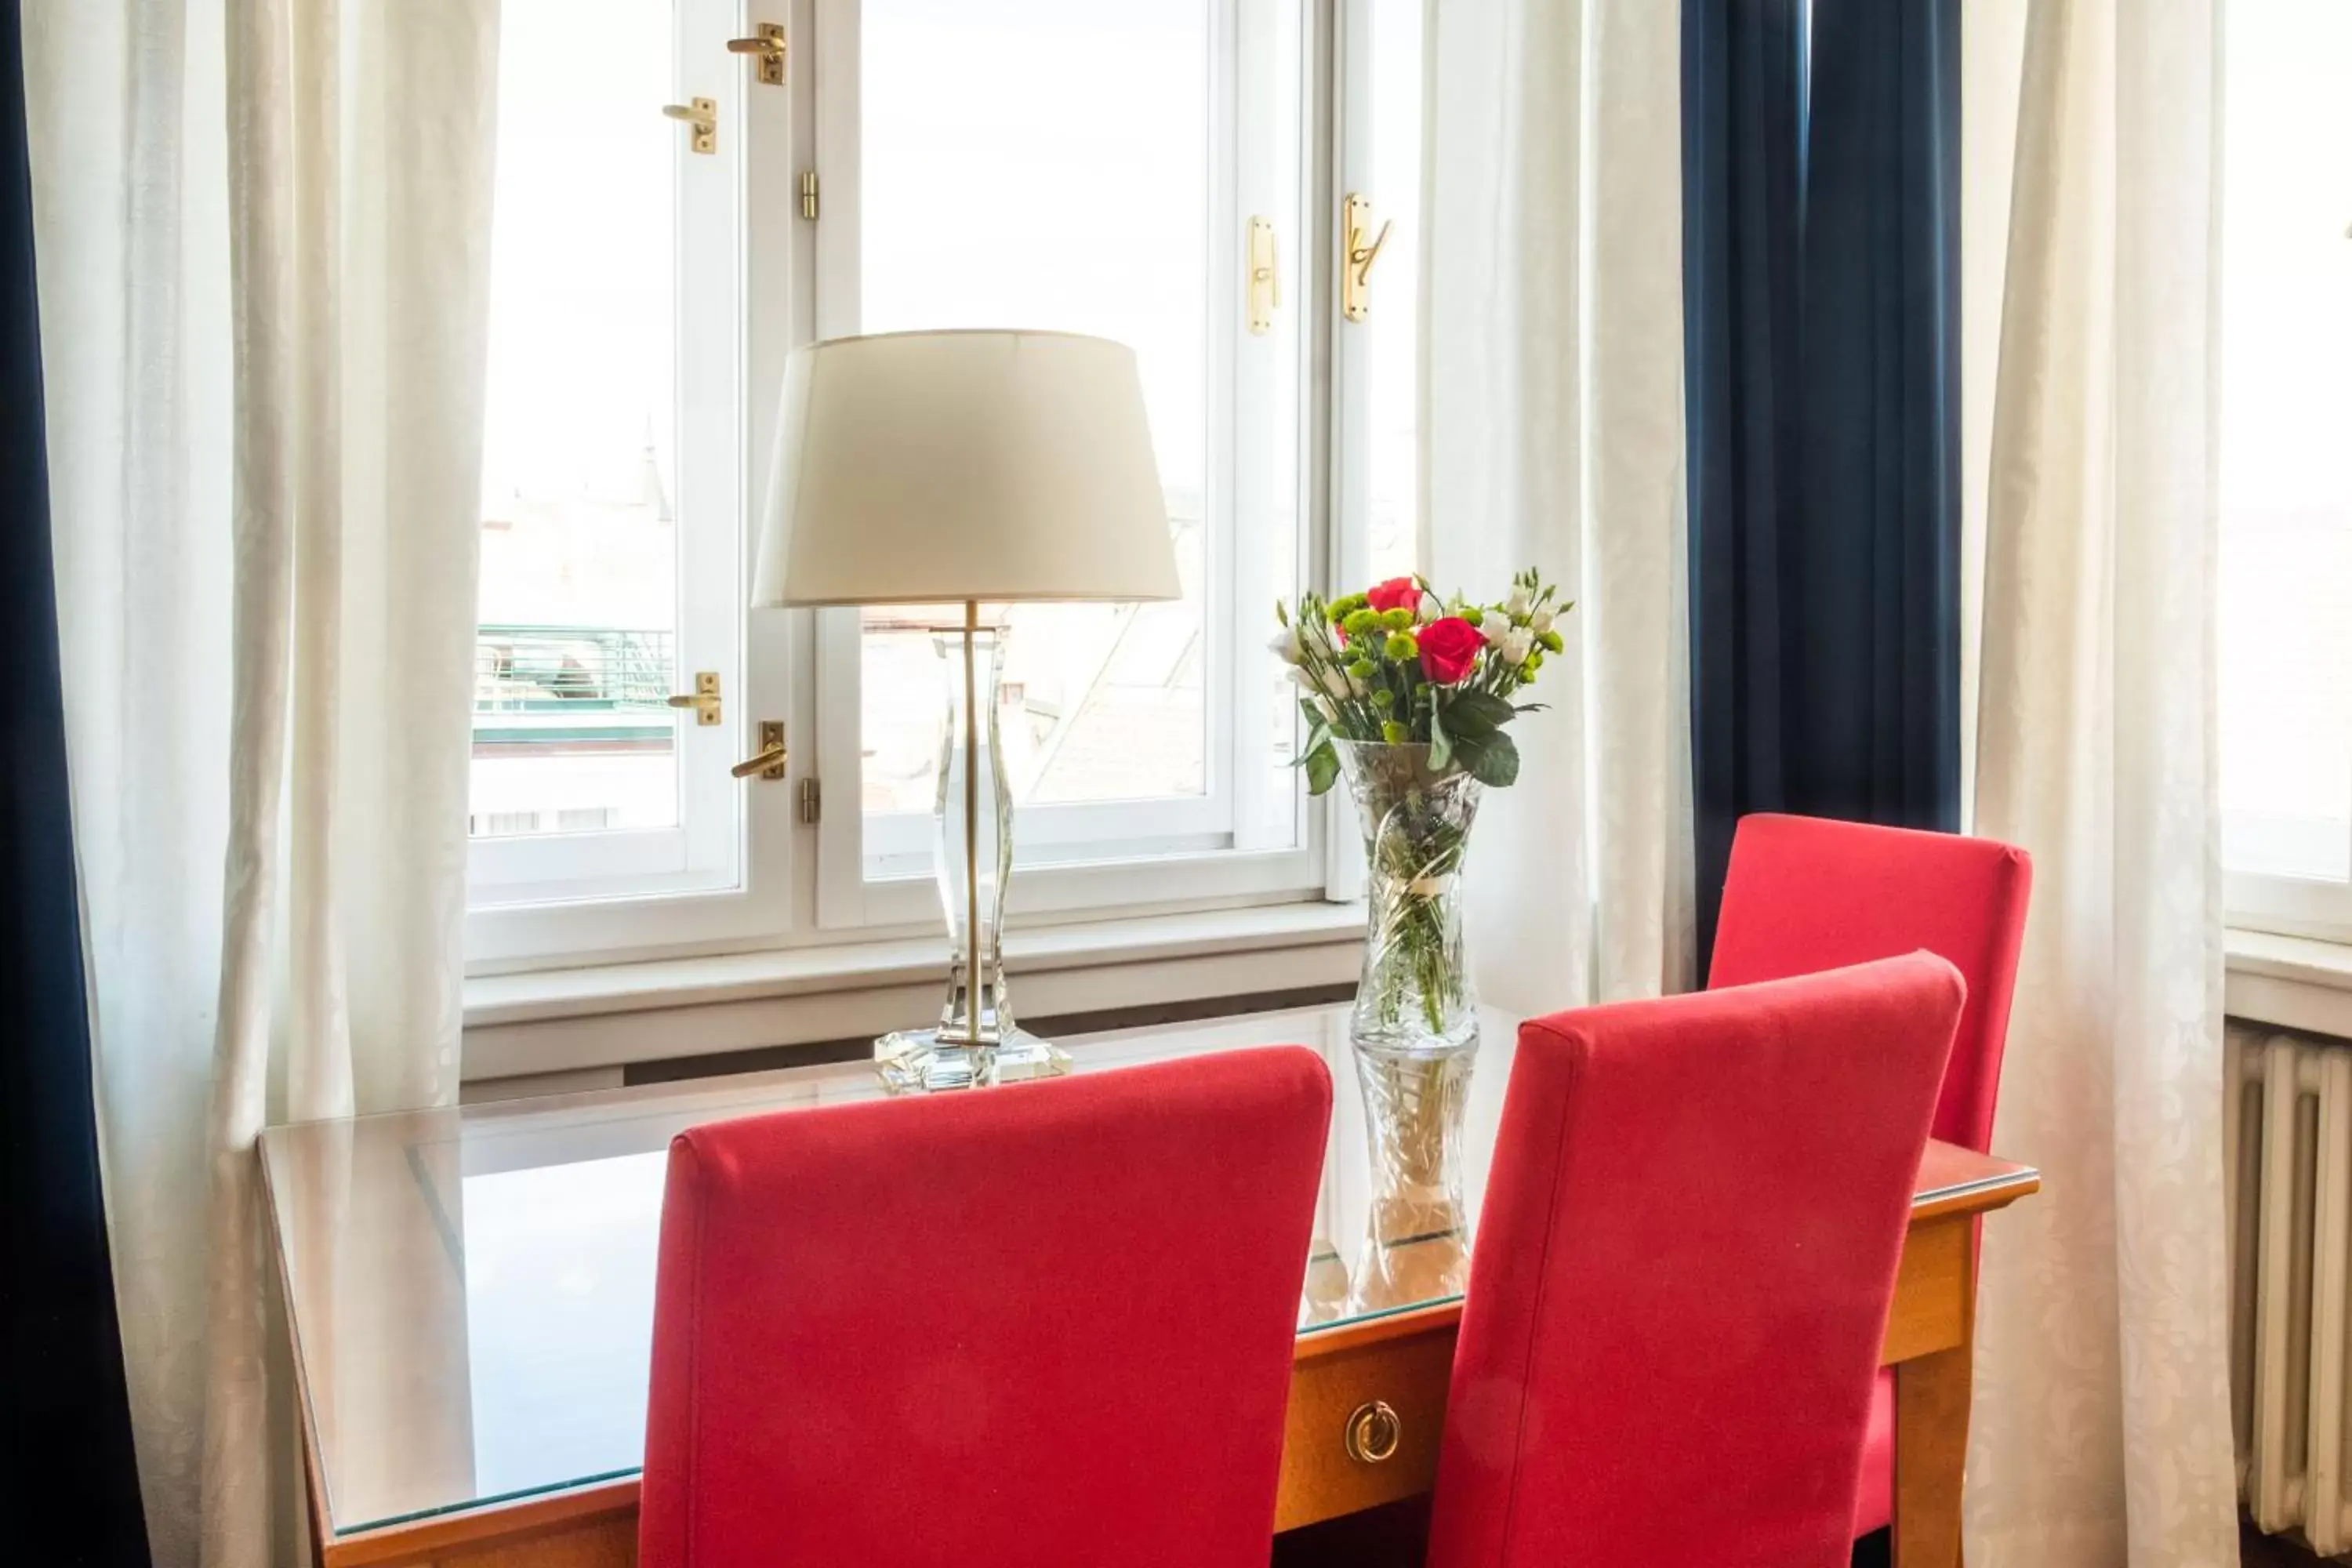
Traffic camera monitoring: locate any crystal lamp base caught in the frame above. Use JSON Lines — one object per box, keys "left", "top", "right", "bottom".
{"left": 873, "top": 1025, "right": 1072, "bottom": 1094}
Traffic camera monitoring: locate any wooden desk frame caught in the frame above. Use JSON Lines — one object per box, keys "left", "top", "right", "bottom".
{"left": 279, "top": 1160, "right": 2036, "bottom": 1568}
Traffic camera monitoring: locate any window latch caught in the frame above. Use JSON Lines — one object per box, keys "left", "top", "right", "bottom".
{"left": 661, "top": 97, "right": 717, "bottom": 155}
{"left": 1342, "top": 194, "right": 1392, "bottom": 323}
{"left": 734, "top": 720, "right": 788, "bottom": 782}
{"left": 666, "top": 670, "right": 722, "bottom": 725}
{"left": 726, "top": 24, "right": 787, "bottom": 87}
{"left": 1247, "top": 216, "right": 1279, "bottom": 336}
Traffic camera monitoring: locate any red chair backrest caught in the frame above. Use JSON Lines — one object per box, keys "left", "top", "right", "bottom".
{"left": 640, "top": 1047, "right": 1333, "bottom": 1568}
{"left": 1708, "top": 812, "right": 2031, "bottom": 1151}
{"left": 1425, "top": 954, "right": 1965, "bottom": 1568}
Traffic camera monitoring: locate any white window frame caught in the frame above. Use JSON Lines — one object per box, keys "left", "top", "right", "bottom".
{"left": 2228, "top": 859, "right": 2352, "bottom": 946}
{"left": 1322, "top": 0, "right": 1421, "bottom": 903}
{"left": 466, "top": 0, "right": 1427, "bottom": 971}
{"left": 804, "top": 0, "right": 1328, "bottom": 935}
{"left": 466, "top": 0, "right": 800, "bottom": 966}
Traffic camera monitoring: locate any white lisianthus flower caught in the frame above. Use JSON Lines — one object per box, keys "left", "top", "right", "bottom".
{"left": 1318, "top": 666, "right": 1355, "bottom": 702}
{"left": 1528, "top": 607, "right": 1555, "bottom": 635}
{"left": 1498, "top": 626, "right": 1536, "bottom": 665}
{"left": 1417, "top": 590, "right": 1443, "bottom": 622}
{"left": 1480, "top": 619, "right": 1511, "bottom": 647}
{"left": 1268, "top": 625, "right": 1305, "bottom": 665}
{"left": 1504, "top": 584, "right": 1534, "bottom": 619}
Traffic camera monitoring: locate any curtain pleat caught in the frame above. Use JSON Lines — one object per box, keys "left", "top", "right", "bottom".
{"left": 1586, "top": 0, "right": 1697, "bottom": 1002}
{"left": 1792, "top": 0, "right": 1961, "bottom": 839}
{"left": 1424, "top": 0, "right": 1693, "bottom": 1014}
{"left": 0, "top": 0, "right": 154, "bottom": 1554}
{"left": 1681, "top": 0, "right": 1806, "bottom": 962}
{"left": 26, "top": 3, "right": 499, "bottom": 1560}
{"left": 1963, "top": 0, "right": 2238, "bottom": 1559}
{"left": 1683, "top": 0, "right": 1962, "bottom": 964}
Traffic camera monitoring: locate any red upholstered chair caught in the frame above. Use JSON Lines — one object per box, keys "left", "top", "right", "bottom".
{"left": 1708, "top": 811, "right": 2031, "bottom": 1533}
{"left": 1424, "top": 955, "right": 1965, "bottom": 1568}
{"left": 639, "top": 1047, "right": 1332, "bottom": 1568}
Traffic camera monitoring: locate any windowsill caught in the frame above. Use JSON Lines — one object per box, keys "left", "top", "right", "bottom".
{"left": 463, "top": 915, "right": 2350, "bottom": 1088}
{"left": 461, "top": 901, "right": 1366, "bottom": 1085}
{"left": 2227, "top": 927, "right": 2352, "bottom": 1038}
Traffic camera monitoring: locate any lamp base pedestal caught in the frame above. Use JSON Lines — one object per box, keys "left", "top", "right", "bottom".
{"left": 873, "top": 1025, "right": 1071, "bottom": 1094}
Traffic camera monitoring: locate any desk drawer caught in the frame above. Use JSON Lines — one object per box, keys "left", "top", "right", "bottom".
{"left": 1274, "top": 1324, "right": 1457, "bottom": 1531}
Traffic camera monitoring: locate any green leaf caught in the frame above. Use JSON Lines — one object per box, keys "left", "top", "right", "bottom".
{"left": 1302, "top": 739, "right": 1341, "bottom": 796}
{"left": 1459, "top": 730, "right": 1520, "bottom": 788}
{"left": 1444, "top": 689, "right": 1515, "bottom": 735}
{"left": 1428, "top": 707, "right": 1453, "bottom": 771}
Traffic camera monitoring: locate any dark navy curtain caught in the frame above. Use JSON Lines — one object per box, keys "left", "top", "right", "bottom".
{"left": 1684, "top": 0, "right": 1962, "bottom": 964}
{"left": 0, "top": 0, "right": 154, "bottom": 1557}
{"left": 1682, "top": 0, "right": 1809, "bottom": 965}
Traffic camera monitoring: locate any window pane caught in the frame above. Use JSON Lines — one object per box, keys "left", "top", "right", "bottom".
{"left": 2220, "top": 0, "right": 2352, "bottom": 883}
{"left": 1364, "top": 0, "right": 1423, "bottom": 583}
{"left": 1246, "top": 2, "right": 1308, "bottom": 848}
{"left": 858, "top": 0, "right": 1209, "bottom": 816}
{"left": 474, "top": 0, "right": 681, "bottom": 840}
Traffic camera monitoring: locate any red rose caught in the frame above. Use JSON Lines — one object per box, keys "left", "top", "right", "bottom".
{"left": 1418, "top": 616, "right": 1483, "bottom": 684}
{"left": 1365, "top": 575, "right": 1421, "bottom": 614}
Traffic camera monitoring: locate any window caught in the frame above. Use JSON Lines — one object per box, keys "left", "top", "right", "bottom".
{"left": 1345, "top": 0, "right": 1425, "bottom": 589}
{"left": 467, "top": 0, "right": 1427, "bottom": 964}
{"left": 2220, "top": 0, "right": 2352, "bottom": 938}
{"left": 467, "top": 0, "right": 772, "bottom": 963}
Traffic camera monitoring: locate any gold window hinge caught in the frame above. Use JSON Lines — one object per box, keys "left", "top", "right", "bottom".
{"left": 1247, "top": 216, "right": 1279, "bottom": 336}
{"left": 727, "top": 23, "right": 786, "bottom": 87}
{"left": 734, "top": 720, "right": 788, "bottom": 781}
{"left": 797, "top": 776, "right": 822, "bottom": 823}
{"left": 800, "top": 169, "right": 820, "bottom": 221}
{"left": 1341, "top": 193, "right": 1392, "bottom": 323}
{"left": 666, "top": 670, "right": 722, "bottom": 724}
{"left": 661, "top": 96, "right": 717, "bottom": 155}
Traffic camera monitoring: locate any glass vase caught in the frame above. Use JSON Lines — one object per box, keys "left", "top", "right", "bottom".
{"left": 1334, "top": 740, "right": 1482, "bottom": 1311}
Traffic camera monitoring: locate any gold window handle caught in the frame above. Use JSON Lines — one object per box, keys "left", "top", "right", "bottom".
{"left": 733, "top": 721, "right": 788, "bottom": 781}
{"left": 661, "top": 97, "right": 717, "bottom": 154}
{"left": 727, "top": 24, "right": 787, "bottom": 87}
{"left": 1247, "top": 216, "right": 1280, "bottom": 336}
{"left": 1342, "top": 194, "right": 1393, "bottom": 323}
{"left": 667, "top": 670, "right": 722, "bottom": 724}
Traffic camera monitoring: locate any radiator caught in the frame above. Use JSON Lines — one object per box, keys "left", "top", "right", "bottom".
{"left": 2232, "top": 1022, "right": 2352, "bottom": 1556}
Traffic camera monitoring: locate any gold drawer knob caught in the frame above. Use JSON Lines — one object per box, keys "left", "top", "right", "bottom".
{"left": 1345, "top": 1400, "right": 1401, "bottom": 1465}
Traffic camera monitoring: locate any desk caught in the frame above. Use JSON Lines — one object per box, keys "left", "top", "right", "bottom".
{"left": 260, "top": 1004, "right": 2036, "bottom": 1568}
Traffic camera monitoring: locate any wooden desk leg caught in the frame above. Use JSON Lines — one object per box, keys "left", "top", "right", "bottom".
{"left": 1891, "top": 1341, "right": 1972, "bottom": 1568}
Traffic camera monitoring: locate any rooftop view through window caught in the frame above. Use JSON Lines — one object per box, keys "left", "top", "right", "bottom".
{"left": 474, "top": 0, "right": 680, "bottom": 844}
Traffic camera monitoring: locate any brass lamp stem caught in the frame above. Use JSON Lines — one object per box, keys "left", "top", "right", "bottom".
{"left": 964, "top": 598, "right": 982, "bottom": 1044}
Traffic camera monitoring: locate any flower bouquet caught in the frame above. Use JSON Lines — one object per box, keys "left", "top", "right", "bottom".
{"left": 1272, "top": 568, "right": 1564, "bottom": 1046}
{"left": 1272, "top": 568, "right": 1565, "bottom": 1312}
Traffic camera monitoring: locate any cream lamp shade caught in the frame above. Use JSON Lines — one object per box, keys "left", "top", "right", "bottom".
{"left": 752, "top": 328, "right": 1181, "bottom": 608}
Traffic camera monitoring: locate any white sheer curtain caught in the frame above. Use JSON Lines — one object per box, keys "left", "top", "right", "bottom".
{"left": 1421, "top": 0, "right": 1693, "bottom": 1014}
{"left": 26, "top": 3, "right": 498, "bottom": 1563}
{"left": 1965, "top": 0, "right": 2239, "bottom": 1561}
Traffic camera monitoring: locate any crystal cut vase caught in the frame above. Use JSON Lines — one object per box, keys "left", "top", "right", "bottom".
{"left": 1334, "top": 740, "right": 1482, "bottom": 1311}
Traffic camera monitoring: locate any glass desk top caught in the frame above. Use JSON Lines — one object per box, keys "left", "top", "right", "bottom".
{"left": 258, "top": 1002, "right": 2029, "bottom": 1539}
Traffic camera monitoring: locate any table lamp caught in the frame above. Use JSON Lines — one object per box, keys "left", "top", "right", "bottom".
{"left": 753, "top": 329, "right": 1180, "bottom": 1092}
